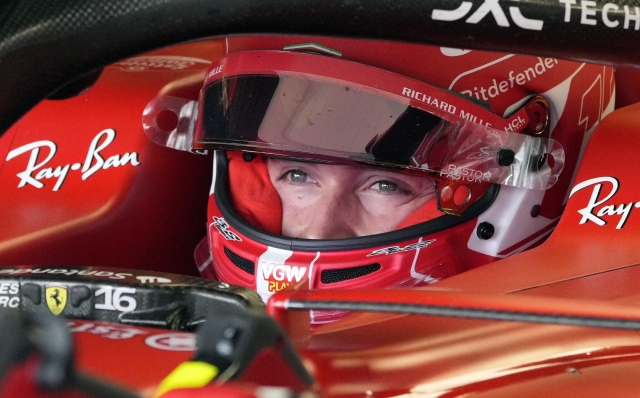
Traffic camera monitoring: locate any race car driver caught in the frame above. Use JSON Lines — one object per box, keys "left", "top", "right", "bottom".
{"left": 144, "top": 36, "right": 615, "bottom": 311}
{"left": 266, "top": 156, "right": 437, "bottom": 239}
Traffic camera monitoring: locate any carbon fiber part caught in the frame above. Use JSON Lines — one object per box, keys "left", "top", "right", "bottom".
{"left": 0, "top": 266, "right": 264, "bottom": 328}
{"left": 285, "top": 300, "right": 640, "bottom": 330}
{"left": 1, "top": 0, "right": 640, "bottom": 135}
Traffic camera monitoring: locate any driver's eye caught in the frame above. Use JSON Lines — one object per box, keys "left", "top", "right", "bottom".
{"left": 286, "top": 170, "right": 308, "bottom": 183}
{"left": 377, "top": 181, "right": 398, "bottom": 191}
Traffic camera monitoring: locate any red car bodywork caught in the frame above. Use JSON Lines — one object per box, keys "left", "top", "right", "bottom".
{"left": 3, "top": 36, "right": 640, "bottom": 398}
{"left": 0, "top": 40, "right": 220, "bottom": 275}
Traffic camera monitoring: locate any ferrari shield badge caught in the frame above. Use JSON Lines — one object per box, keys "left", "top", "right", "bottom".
{"left": 46, "top": 286, "right": 68, "bottom": 315}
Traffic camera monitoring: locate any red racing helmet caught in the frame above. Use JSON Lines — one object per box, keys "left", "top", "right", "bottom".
{"left": 144, "top": 36, "right": 615, "bottom": 317}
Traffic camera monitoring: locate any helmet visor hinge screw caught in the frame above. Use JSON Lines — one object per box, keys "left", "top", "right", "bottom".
{"left": 476, "top": 222, "right": 495, "bottom": 240}
{"left": 498, "top": 148, "right": 515, "bottom": 166}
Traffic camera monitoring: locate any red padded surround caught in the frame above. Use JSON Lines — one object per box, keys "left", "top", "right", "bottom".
{"left": 396, "top": 197, "right": 443, "bottom": 230}
{"left": 227, "top": 152, "right": 283, "bottom": 235}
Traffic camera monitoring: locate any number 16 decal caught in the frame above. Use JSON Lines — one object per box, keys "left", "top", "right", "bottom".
{"left": 95, "top": 286, "right": 137, "bottom": 312}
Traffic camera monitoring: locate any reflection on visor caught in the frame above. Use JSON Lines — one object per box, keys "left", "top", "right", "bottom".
{"left": 201, "top": 75, "right": 440, "bottom": 160}
{"left": 144, "top": 74, "right": 565, "bottom": 190}
{"left": 197, "top": 75, "right": 564, "bottom": 190}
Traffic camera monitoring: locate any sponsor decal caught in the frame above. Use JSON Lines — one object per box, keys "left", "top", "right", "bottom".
{"left": 440, "top": 165, "right": 491, "bottom": 184}
{"left": 432, "top": 0, "right": 544, "bottom": 31}
{"left": 256, "top": 247, "right": 293, "bottom": 300}
{"left": 5, "top": 129, "right": 140, "bottom": 191}
{"left": 68, "top": 322, "right": 147, "bottom": 339}
{"left": 402, "top": 88, "right": 458, "bottom": 115}
{"left": 504, "top": 115, "right": 527, "bottom": 133}
{"left": 206, "top": 64, "right": 224, "bottom": 80}
{"left": 212, "top": 216, "right": 242, "bottom": 241}
{"left": 458, "top": 58, "right": 559, "bottom": 102}
{"left": 368, "top": 240, "right": 435, "bottom": 256}
{"left": 0, "top": 268, "right": 133, "bottom": 279}
{"left": 459, "top": 109, "right": 493, "bottom": 127}
{"left": 0, "top": 296, "right": 19, "bottom": 308}
{"left": 401, "top": 87, "right": 495, "bottom": 127}
{"left": 569, "top": 176, "right": 638, "bottom": 229}
{"left": 136, "top": 276, "right": 172, "bottom": 283}
{"left": 0, "top": 283, "right": 20, "bottom": 308}
{"left": 0, "top": 283, "right": 19, "bottom": 295}
{"left": 46, "top": 286, "right": 68, "bottom": 315}
{"left": 145, "top": 333, "right": 196, "bottom": 351}
{"left": 561, "top": 0, "right": 640, "bottom": 30}
{"left": 116, "top": 55, "right": 210, "bottom": 71}
{"left": 95, "top": 286, "right": 137, "bottom": 312}
{"left": 260, "top": 262, "right": 308, "bottom": 293}
{"left": 434, "top": 0, "right": 640, "bottom": 32}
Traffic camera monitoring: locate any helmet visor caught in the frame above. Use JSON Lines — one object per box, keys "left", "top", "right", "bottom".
{"left": 195, "top": 73, "right": 563, "bottom": 190}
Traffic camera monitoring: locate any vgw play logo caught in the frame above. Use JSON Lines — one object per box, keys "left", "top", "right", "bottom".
{"left": 260, "top": 263, "right": 307, "bottom": 293}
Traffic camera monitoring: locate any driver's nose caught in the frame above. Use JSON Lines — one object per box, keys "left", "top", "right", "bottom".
{"left": 297, "top": 189, "right": 359, "bottom": 240}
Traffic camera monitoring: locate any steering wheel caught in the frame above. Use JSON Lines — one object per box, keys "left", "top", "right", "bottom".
{"left": 0, "top": 0, "right": 636, "bottom": 135}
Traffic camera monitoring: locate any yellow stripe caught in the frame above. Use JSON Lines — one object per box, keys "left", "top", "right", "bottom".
{"left": 155, "top": 361, "right": 219, "bottom": 398}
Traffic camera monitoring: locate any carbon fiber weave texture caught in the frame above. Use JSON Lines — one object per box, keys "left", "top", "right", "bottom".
{"left": 0, "top": 0, "right": 639, "bottom": 134}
